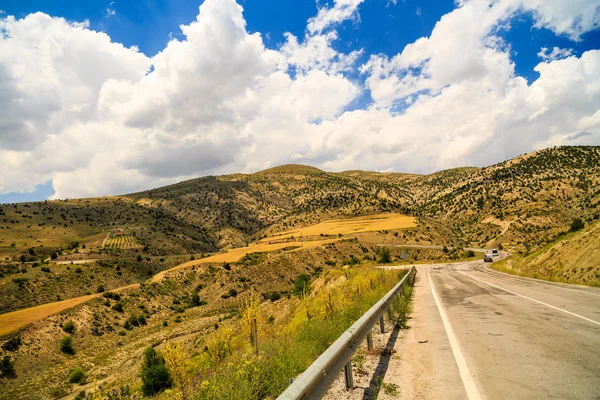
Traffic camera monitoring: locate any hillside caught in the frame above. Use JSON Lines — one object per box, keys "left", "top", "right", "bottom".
{"left": 0, "top": 145, "right": 599, "bottom": 399}
{"left": 1, "top": 146, "right": 598, "bottom": 263}
{"left": 494, "top": 221, "right": 600, "bottom": 286}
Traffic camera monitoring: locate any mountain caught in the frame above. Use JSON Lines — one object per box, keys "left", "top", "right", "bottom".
{"left": 0, "top": 146, "right": 598, "bottom": 262}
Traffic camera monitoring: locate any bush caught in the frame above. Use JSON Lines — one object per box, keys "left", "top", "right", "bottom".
{"left": 377, "top": 247, "right": 392, "bottom": 263}
{"left": 59, "top": 336, "right": 75, "bottom": 354}
{"left": 465, "top": 250, "right": 475, "bottom": 258}
{"left": 0, "top": 356, "right": 14, "bottom": 377}
{"left": 2, "top": 335, "right": 21, "bottom": 352}
{"left": 269, "top": 292, "right": 281, "bottom": 302}
{"left": 570, "top": 218, "right": 584, "bottom": 232}
{"left": 41, "top": 266, "right": 51, "bottom": 273}
{"left": 293, "top": 274, "right": 311, "bottom": 296}
{"left": 112, "top": 302, "right": 124, "bottom": 312}
{"left": 68, "top": 367, "right": 86, "bottom": 384}
{"left": 74, "top": 391, "right": 86, "bottom": 400}
{"left": 140, "top": 347, "right": 172, "bottom": 396}
{"left": 62, "top": 320, "right": 76, "bottom": 334}
{"left": 96, "top": 284, "right": 105, "bottom": 293}
{"left": 228, "top": 289, "right": 238, "bottom": 298}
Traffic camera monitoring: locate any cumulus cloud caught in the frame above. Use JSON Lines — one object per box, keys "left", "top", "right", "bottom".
{"left": 537, "top": 46, "right": 573, "bottom": 61}
{"left": 307, "top": 0, "right": 365, "bottom": 34}
{"left": 0, "top": 0, "right": 599, "bottom": 199}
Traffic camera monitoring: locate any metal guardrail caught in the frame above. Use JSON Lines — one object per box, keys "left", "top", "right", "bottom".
{"left": 277, "top": 266, "right": 417, "bottom": 400}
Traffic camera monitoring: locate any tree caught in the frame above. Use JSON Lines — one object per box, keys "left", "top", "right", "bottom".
{"left": 0, "top": 356, "right": 14, "bottom": 377}
{"left": 140, "top": 347, "right": 172, "bottom": 396}
{"left": 68, "top": 367, "right": 86, "bottom": 384}
{"left": 164, "top": 342, "right": 188, "bottom": 398}
{"left": 136, "top": 254, "right": 143, "bottom": 262}
{"left": 59, "top": 336, "right": 75, "bottom": 354}
{"left": 377, "top": 247, "right": 392, "bottom": 263}
{"left": 570, "top": 218, "right": 584, "bottom": 232}
{"left": 62, "top": 320, "right": 76, "bottom": 334}
{"left": 293, "top": 274, "right": 311, "bottom": 296}
{"left": 1, "top": 335, "right": 21, "bottom": 352}
{"left": 477, "top": 197, "right": 485, "bottom": 209}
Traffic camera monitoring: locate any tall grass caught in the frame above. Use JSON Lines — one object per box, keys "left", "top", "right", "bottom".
{"left": 187, "top": 267, "right": 409, "bottom": 400}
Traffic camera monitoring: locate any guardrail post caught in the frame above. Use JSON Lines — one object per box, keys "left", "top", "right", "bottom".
{"left": 344, "top": 360, "right": 353, "bottom": 389}
{"left": 380, "top": 315, "right": 385, "bottom": 333}
{"left": 367, "top": 331, "right": 373, "bottom": 350}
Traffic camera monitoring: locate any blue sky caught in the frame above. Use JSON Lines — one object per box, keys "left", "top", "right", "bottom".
{"left": 4, "top": 0, "right": 598, "bottom": 81}
{"left": 1, "top": 0, "right": 599, "bottom": 203}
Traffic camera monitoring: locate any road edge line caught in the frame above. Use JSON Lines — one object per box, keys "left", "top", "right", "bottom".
{"left": 428, "top": 269, "right": 483, "bottom": 400}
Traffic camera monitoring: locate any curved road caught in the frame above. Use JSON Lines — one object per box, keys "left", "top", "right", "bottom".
{"left": 385, "top": 259, "right": 600, "bottom": 400}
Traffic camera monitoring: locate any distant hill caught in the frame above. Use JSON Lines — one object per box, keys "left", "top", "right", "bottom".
{"left": 0, "top": 146, "right": 598, "bottom": 260}
{"left": 496, "top": 220, "right": 600, "bottom": 286}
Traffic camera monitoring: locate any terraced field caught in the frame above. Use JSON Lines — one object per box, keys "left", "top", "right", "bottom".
{"left": 262, "top": 213, "right": 416, "bottom": 242}
{"left": 101, "top": 234, "right": 142, "bottom": 249}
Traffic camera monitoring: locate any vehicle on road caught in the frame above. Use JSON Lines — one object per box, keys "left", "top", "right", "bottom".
{"left": 484, "top": 254, "right": 493, "bottom": 262}
{"left": 492, "top": 249, "right": 499, "bottom": 257}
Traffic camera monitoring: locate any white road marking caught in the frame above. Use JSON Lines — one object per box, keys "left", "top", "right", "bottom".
{"left": 428, "top": 268, "right": 483, "bottom": 400}
{"left": 461, "top": 271, "right": 600, "bottom": 326}
{"left": 476, "top": 265, "right": 600, "bottom": 298}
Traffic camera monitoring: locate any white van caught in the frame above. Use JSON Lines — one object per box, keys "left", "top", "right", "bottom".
{"left": 492, "top": 249, "right": 498, "bottom": 257}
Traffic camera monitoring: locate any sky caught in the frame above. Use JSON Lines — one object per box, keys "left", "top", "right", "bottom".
{"left": 0, "top": 0, "right": 599, "bottom": 203}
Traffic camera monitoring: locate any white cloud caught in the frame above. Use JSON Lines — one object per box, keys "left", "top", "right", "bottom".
{"left": 0, "top": 0, "right": 599, "bottom": 198}
{"left": 537, "top": 46, "right": 573, "bottom": 61}
{"left": 307, "top": 0, "right": 365, "bottom": 34}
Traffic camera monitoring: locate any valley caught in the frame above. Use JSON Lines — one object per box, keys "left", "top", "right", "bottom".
{"left": 0, "top": 145, "right": 599, "bottom": 399}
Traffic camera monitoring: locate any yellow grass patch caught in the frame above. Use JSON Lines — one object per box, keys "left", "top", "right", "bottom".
{"left": 0, "top": 239, "right": 338, "bottom": 335}
{"left": 0, "top": 285, "right": 136, "bottom": 337}
{"left": 262, "top": 213, "right": 416, "bottom": 242}
{"left": 153, "top": 239, "right": 338, "bottom": 281}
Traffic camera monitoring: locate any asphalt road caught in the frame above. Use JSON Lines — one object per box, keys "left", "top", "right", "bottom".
{"left": 391, "top": 259, "right": 600, "bottom": 400}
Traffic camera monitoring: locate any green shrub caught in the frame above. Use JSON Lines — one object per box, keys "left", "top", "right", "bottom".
{"left": 74, "top": 391, "right": 86, "bottom": 400}
{"left": 96, "top": 284, "right": 105, "bottom": 293}
{"left": 62, "top": 320, "right": 76, "bottom": 334}
{"left": 41, "top": 266, "right": 51, "bottom": 273}
{"left": 112, "top": 302, "right": 124, "bottom": 313}
{"left": 59, "top": 336, "right": 75, "bottom": 354}
{"left": 228, "top": 289, "right": 238, "bottom": 298}
{"left": 570, "top": 218, "right": 584, "bottom": 232}
{"left": 269, "top": 292, "right": 281, "bottom": 302}
{"left": 68, "top": 367, "right": 86, "bottom": 384}
{"left": 293, "top": 274, "right": 311, "bottom": 296}
{"left": 0, "top": 356, "right": 15, "bottom": 377}
{"left": 140, "top": 347, "right": 172, "bottom": 396}
{"left": 377, "top": 247, "right": 392, "bottom": 263}
{"left": 465, "top": 250, "right": 475, "bottom": 258}
{"left": 2, "top": 335, "right": 21, "bottom": 351}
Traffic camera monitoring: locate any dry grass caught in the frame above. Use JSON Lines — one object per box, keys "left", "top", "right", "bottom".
{"left": 493, "top": 221, "right": 600, "bottom": 286}
{"left": 261, "top": 213, "right": 416, "bottom": 242}
{"left": 153, "top": 239, "right": 338, "bottom": 281}
{"left": 0, "top": 239, "right": 338, "bottom": 336}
